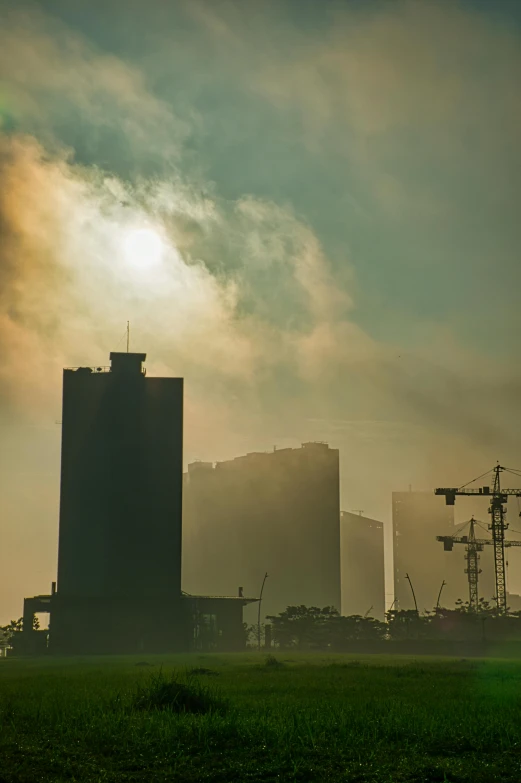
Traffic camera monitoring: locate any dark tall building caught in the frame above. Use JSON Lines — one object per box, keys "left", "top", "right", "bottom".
{"left": 51, "top": 352, "right": 185, "bottom": 653}
{"left": 20, "top": 351, "right": 258, "bottom": 655}
{"left": 341, "top": 512, "right": 385, "bottom": 619}
{"left": 392, "top": 491, "right": 468, "bottom": 611}
{"left": 183, "top": 443, "right": 341, "bottom": 621}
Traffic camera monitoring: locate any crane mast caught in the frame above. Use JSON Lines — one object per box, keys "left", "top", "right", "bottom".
{"left": 464, "top": 518, "right": 482, "bottom": 610}
{"left": 437, "top": 516, "right": 521, "bottom": 610}
{"left": 490, "top": 466, "right": 507, "bottom": 613}
{"left": 435, "top": 464, "right": 521, "bottom": 613}
{"left": 437, "top": 518, "right": 483, "bottom": 610}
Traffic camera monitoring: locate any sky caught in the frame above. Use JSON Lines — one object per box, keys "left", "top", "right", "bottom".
{"left": 1, "top": 0, "right": 521, "bottom": 623}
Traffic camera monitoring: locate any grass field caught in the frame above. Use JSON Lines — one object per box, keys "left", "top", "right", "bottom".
{"left": 1, "top": 653, "right": 521, "bottom": 782}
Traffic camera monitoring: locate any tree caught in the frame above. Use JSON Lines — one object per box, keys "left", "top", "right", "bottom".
{"left": 266, "top": 606, "right": 339, "bottom": 650}
{"left": 0, "top": 629, "right": 8, "bottom": 656}
{"left": 328, "top": 615, "right": 387, "bottom": 648}
{"left": 0, "top": 617, "right": 40, "bottom": 636}
{"left": 244, "top": 622, "right": 267, "bottom": 648}
{"left": 0, "top": 618, "right": 23, "bottom": 654}
{"left": 0, "top": 616, "right": 49, "bottom": 656}
{"left": 386, "top": 609, "right": 427, "bottom": 640}
{"left": 0, "top": 618, "right": 23, "bottom": 640}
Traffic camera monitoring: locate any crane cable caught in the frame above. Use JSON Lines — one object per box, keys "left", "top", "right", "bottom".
{"left": 504, "top": 466, "right": 521, "bottom": 477}
{"left": 452, "top": 518, "right": 473, "bottom": 536}
{"left": 457, "top": 467, "right": 496, "bottom": 491}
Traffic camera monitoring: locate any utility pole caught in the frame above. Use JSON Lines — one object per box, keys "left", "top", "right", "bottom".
{"left": 405, "top": 573, "right": 418, "bottom": 614}
{"left": 436, "top": 580, "right": 446, "bottom": 613}
{"left": 257, "top": 572, "right": 268, "bottom": 651}
{"left": 435, "top": 465, "right": 521, "bottom": 613}
{"left": 126, "top": 321, "right": 130, "bottom": 353}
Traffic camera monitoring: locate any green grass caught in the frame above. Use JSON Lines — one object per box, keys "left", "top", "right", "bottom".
{"left": 1, "top": 653, "right": 521, "bottom": 782}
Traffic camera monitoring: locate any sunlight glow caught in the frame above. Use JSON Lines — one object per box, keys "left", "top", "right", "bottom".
{"left": 122, "top": 228, "right": 164, "bottom": 269}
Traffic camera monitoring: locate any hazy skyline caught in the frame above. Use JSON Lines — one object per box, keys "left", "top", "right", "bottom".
{"left": 1, "top": 0, "right": 521, "bottom": 623}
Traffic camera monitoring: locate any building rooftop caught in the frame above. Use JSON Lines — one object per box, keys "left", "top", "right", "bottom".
{"left": 183, "top": 593, "right": 259, "bottom": 604}
{"left": 109, "top": 352, "right": 146, "bottom": 375}
{"left": 65, "top": 352, "right": 147, "bottom": 375}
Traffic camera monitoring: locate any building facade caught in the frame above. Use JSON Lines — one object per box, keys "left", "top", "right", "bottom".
{"left": 19, "top": 351, "right": 258, "bottom": 655}
{"left": 341, "top": 511, "right": 385, "bottom": 619}
{"left": 183, "top": 443, "right": 341, "bottom": 622}
{"left": 51, "top": 352, "right": 185, "bottom": 653}
{"left": 392, "top": 491, "right": 464, "bottom": 612}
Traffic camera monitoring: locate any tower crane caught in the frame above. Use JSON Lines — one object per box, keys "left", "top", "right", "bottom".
{"left": 436, "top": 517, "right": 521, "bottom": 611}
{"left": 435, "top": 464, "right": 521, "bottom": 613}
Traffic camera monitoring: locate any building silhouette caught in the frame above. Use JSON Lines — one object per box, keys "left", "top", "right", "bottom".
{"left": 341, "top": 511, "right": 385, "bottom": 619}
{"left": 392, "top": 491, "right": 470, "bottom": 611}
{"left": 183, "top": 443, "right": 341, "bottom": 622}
{"left": 21, "top": 352, "right": 256, "bottom": 654}
{"left": 53, "top": 352, "right": 185, "bottom": 653}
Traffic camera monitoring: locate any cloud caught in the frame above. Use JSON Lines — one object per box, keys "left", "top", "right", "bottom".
{"left": 182, "top": 0, "right": 521, "bottom": 216}
{"left": 0, "top": 137, "right": 248, "bottom": 398}
{"left": 1, "top": 130, "right": 520, "bottom": 459}
{"left": 0, "top": 6, "right": 190, "bottom": 172}
{"left": 1, "top": 1, "right": 520, "bottom": 449}
{"left": 250, "top": 1, "right": 521, "bottom": 139}
{"left": 0, "top": 131, "right": 363, "bottom": 412}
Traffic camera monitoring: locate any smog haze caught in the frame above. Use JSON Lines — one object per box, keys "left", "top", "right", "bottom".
{"left": 1, "top": 0, "right": 521, "bottom": 623}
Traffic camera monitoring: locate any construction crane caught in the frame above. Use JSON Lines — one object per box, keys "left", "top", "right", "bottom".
{"left": 435, "top": 464, "right": 521, "bottom": 613}
{"left": 436, "top": 517, "right": 521, "bottom": 610}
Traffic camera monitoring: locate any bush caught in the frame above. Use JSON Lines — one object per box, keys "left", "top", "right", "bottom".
{"left": 132, "top": 671, "right": 227, "bottom": 714}
{"left": 186, "top": 667, "right": 220, "bottom": 677}
{"left": 265, "top": 655, "right": 284, "bottom": 668}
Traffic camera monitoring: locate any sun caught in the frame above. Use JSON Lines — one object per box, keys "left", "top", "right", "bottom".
{"left": 122, "top": 228, "right": 164, "bottom": 268}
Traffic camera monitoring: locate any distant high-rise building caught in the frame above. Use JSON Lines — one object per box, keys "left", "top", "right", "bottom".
{"left": 507, "top": 593, "right": 521, "bottom": 613}
{"left": 341, "top": 511, "right": 385, "bottom": 619}
{"left": 183, "top": 443, "right": 341, "bottom": 621}
{"left": 51, "top": 352, "right": 186, "bottom": 653}
{"left": 392, "top": 491, "right": 468, "bottom": 611}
